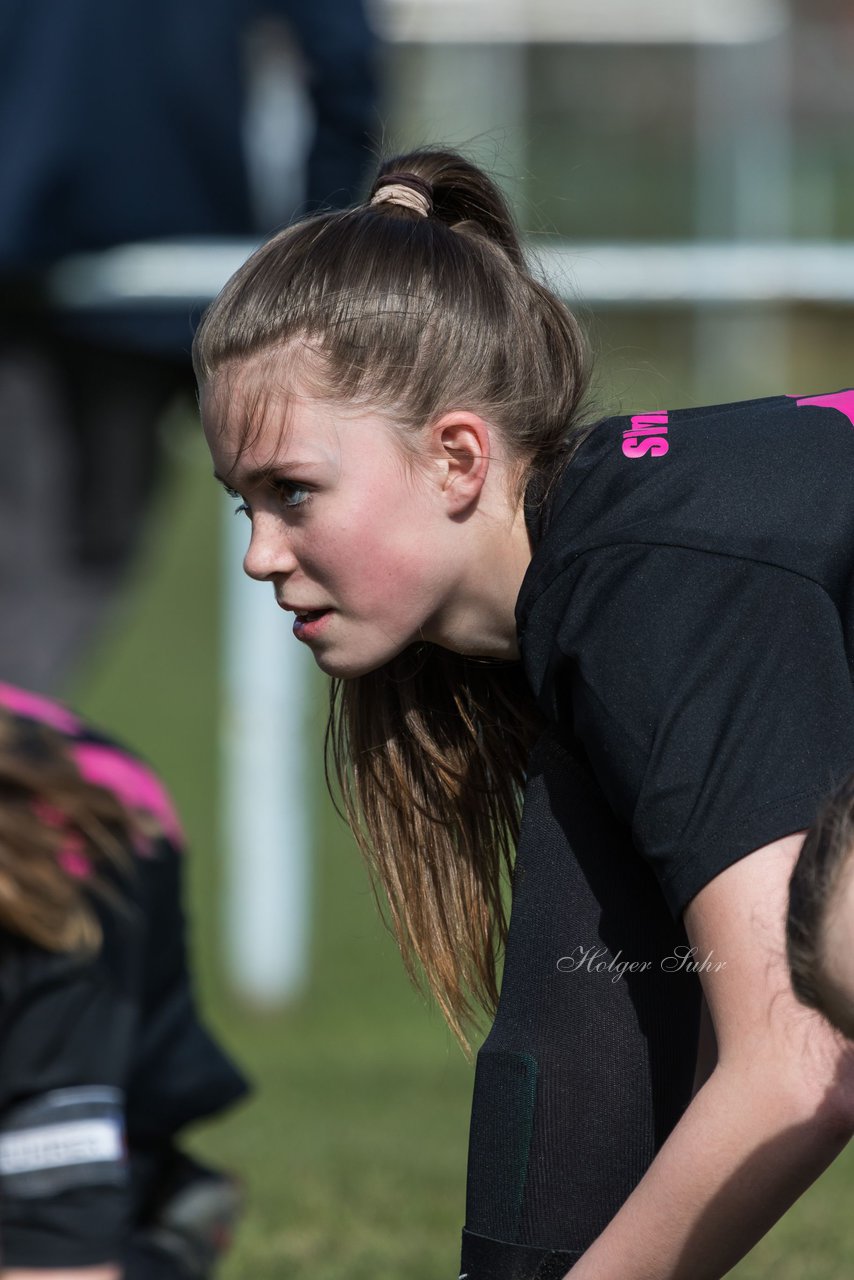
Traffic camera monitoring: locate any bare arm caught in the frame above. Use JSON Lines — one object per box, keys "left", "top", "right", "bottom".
{"left": 562, "top": 830, "right": 854, "bottom": 1280}
{"left": 1, "top": 1269, "right": 120, "bottom": 1280}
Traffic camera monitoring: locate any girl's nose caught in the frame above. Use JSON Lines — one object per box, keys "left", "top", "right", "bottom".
{"left": 243, "top": 519, "right": 299, "bottom": 582}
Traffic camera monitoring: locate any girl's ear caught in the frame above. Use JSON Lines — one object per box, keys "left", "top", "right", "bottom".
{"left": 429, "top": 411, "right": 494, "bottom": 511}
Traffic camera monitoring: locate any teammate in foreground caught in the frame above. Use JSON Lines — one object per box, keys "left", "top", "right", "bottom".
{"left": 0, "top": 683, "right": 249, "bottom": 1278}
{"left": 195, "top": 145, "right": 854, "bottom": 1279}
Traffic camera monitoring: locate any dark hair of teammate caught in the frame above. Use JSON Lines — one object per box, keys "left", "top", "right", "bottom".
{"left": 787, "top": 769, "right": 854, "bottom": 1040}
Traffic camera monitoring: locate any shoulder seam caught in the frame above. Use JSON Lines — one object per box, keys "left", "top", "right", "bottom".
{"left": 520, "top": 540, "right": 839, "bottom": 634}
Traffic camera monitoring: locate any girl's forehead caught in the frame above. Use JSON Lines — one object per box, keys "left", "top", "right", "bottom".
{"left": 205, "top": 341, "right": 345, "bottom": 418}
{"left": 203, "top": 350, "right": 299, "bottom": 429}
{"left": 202, "top": 354, "right": 402, "bottom": 478}
{"left": 203, "top": 354, "right": 332, "bottom": 455}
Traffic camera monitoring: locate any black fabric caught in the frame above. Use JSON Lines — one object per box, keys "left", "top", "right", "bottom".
{"left": 0, "top": 696, "right": 250, "bottom": 1267}
{"left": 0, "top": 928, "right": 139, "bottom": 1265}
{"left": 465, "top": 728, "right": 702, "bottom": 1255}
{"left": 125, "top": 1148, "right": 241, "bottom": 1279}
{"left": 516, "top": 387, "right": 854, "bottom": 919}
{"left": 465, "top": 1050, "right": 538, "bottom": 1240}
{"left": 463, "top": 388, "right": 854, "bottom": 1261}
{"left": 124, "top": 1237, "right": 196, "bottom": 1280}
{"left": 460, "top": 1227, "right": 582, "bottom": 1280}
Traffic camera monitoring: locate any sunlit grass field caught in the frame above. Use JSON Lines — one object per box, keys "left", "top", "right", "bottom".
{"left": 67, "top": 319, "right": 854, "bottom": 1276}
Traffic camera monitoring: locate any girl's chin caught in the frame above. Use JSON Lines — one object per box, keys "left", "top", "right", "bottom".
{"left": 313, "top": 637, "right": 421, "bottom": 680}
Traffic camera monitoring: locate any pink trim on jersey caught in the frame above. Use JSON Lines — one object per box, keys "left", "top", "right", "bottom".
{"left": 72, "top": 741, "right": 185, "bottom": 850}
{"left": 787, "top": 390, "right": 854, "bottom": 429}
{"left": 0, "top": 682, "right": 82, "bottom": 734}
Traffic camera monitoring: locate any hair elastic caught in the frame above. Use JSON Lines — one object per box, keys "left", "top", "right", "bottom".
{"left": 369, "top": 171, "right": 434, "bottom": 218}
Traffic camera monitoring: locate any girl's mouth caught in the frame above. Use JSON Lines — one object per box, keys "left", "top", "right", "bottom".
{"left": 293, "top": 609, "right": 332, "bottom": 640}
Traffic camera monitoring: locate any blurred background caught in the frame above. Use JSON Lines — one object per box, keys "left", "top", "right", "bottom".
{"left": 2, "top": 0, "right": 854, "bottom": 1275}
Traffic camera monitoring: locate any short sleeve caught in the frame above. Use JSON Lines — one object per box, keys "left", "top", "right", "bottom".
{"left": 554, "top": 545, "right": 854, "bottom": 918}
{"left": 0, "top": 921, "right": 140, "bottom": 1267}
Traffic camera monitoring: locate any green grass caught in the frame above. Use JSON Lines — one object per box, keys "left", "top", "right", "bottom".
{"left": 67, "top": 361, "right": 854, "bottom": 1277}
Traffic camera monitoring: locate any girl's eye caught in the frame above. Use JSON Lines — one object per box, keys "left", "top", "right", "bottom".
{"left": 272, "top": 480, "right": 313, "bottom": 510}
{"left": 223, "top": 481, "right": 313, "bottom": 517}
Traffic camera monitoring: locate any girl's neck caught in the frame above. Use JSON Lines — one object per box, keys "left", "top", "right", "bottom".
{"left": 425, "top": 499, "right": 534, "bottom": 661}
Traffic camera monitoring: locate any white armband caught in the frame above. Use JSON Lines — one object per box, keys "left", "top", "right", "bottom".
{"left": 0, "top": 1086, "right": 128, "bottom": 1198}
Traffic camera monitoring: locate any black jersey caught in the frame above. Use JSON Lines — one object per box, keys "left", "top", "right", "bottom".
{"left": 0, "top": 684, "right": 250, "bottom": 1269}
{"left": 462, "top": 388, "right": 854, "bottom": 1264}
{"left": 516, "top": 386, "right": 854, "bottom": 917}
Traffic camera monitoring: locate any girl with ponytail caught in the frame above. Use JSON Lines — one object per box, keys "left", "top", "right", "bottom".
{"left": 195, "top": 146, "right": 854, "bottom": 1279}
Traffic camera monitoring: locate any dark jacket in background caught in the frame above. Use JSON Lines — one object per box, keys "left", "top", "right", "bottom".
{"left": 0, "top": 0, "right": 379, "bottom": 350}
{"left": 0, "top": 0, "right": 378, "bottom": 261}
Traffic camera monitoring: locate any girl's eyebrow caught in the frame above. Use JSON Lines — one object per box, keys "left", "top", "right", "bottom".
{"left": 213, "top": 463, "right": 318, "bottom": 488}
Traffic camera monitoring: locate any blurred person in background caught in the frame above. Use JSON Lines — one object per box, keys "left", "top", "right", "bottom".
{"left": 0, "top": 681, "right": 250, "bottom": 1278}
{"left": 0, "top": 0, "right": 379, "bottom": 697}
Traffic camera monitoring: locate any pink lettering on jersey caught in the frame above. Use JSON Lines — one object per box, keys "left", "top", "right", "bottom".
{"left": 0, "top": 682, "right": 81, "bottom": 734}
{"left": 622, "top": 411, "right": 669, "bottom": 458}
{"left": 72, "top": 741, "right": 185, "bottom": 852}
{"left": 787, "top": 390, "right": 854, "bottom": 429}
